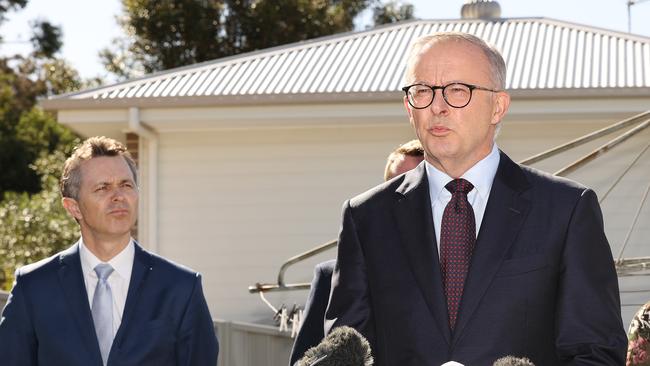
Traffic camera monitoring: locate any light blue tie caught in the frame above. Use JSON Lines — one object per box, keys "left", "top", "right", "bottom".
{"left": 92, "top": 263, "right": 114, "bottom": 366}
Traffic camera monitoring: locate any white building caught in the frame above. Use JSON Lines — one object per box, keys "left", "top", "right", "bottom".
{"left": 43, "top": 2, "right": 649, "bottom": 348}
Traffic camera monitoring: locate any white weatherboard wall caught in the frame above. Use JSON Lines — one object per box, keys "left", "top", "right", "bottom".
{"left": 132, "top": 110, "right": 649, "bottom": 324}
{"left": 155, "top": 124, "right": 416, "bottom": 322}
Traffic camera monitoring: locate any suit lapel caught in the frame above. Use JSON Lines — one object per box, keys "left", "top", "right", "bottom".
{"left": 112, "top": 242, "right": 152, "bottom": 350}
{"left": 452, "top": 152, "right": 531, "bottom": 343}
{"left": 393, "top": 163, "right": 451, "bottom": 345}
{"left": 57, "top": 242, "right": 103, "bottom": 365}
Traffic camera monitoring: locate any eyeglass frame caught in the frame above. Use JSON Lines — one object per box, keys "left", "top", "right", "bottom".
{"left": 401, "top": 82, "right": 502, "bottom": 109}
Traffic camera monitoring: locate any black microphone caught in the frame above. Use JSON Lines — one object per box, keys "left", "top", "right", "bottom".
{"left": 297, "top": 326, "right": 374, "bottom": 366}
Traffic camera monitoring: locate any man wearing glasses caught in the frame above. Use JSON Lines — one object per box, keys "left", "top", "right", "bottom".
{"left": 325, "top": 32, "right": 626, "bottom": 365}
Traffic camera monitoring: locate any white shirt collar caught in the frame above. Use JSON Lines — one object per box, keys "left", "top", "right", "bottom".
{"left": 79, "top": 237, "right": 135, "bottom": 281}
{"left": 425, "top": 143, "right": 500, "bottom": 201}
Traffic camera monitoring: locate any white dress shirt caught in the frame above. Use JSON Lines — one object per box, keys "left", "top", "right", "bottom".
{"left": 79, "top": 238, "right": 134, "bottom": 338}
{"left": 425, "top": 144, "right": 500, "bottom": 255}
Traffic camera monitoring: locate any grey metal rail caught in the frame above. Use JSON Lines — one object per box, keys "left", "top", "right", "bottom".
{"left": 554, "top": 119, "right": 650, "bottom": 176}
{"left": 616, "top": 179, "right": 650, "bottom": 262}
{"left": 248, "top": 239, "right": 337, "bottom": 293}
{"left": 615, "top": 256, "right": 650, "bottom": 275}
{"left": 518, "top": 111, "right": 650, "bottom": 166}
{"left": 599, "top": 141, "right": 650, "bottom": 204}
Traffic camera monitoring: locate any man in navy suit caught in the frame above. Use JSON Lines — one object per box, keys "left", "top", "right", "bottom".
{"left": 0, "top": 136, "right": 218, "bottom": 366}
{"left": 325, "top": 32, "right": 627, "bottom": 365}
{"left": 289, "top": 140, "right": 424, "bottom": 365}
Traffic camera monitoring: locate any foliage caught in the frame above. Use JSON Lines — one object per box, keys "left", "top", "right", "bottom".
{"left": 373, "top": 0, "right": 414, "bottom": 25}
{"left": 30, "top": 20, "right": 63, "bottom": 58}
{"left": 0, "top": 0, "right": 27, "bottom": 26}
{"left": 0, "top": 145, "right": 80, "bottom": 290}
{"left": 0, "top": 57, "right": 80, "bottom": 197}
{"left": 234, "top": 0, "right": 369, "bottom": 51}
{"left": 0, "top": 15, "right": 84, "bottom": 197}
{"left": 101, "top": 0, "right": 384, "bottom": 79}
{"left": 0, "top": 0, "right": 26, "bottom": 63}
{"left": 0, "top": 0, "right": 96, "bottom": 289}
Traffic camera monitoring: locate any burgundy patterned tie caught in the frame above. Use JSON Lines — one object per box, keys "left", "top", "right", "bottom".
{"left": 440, "top": 178, "right": 476, "bottom": 330}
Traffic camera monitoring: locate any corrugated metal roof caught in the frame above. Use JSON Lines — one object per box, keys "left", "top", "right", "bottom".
{"left": 49, "top": 17, "right": 650, "bottom": 105}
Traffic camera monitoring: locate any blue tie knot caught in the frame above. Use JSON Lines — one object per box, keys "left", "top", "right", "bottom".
{"left": 94, "top": 263, "right": 114, "bottom": 282}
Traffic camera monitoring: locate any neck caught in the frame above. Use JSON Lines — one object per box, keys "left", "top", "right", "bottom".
{"left": 81, "top": 231, "right": 130, "bottom": 262}
{"left": 427, "top": 144, "right": 494, "bottom": 178}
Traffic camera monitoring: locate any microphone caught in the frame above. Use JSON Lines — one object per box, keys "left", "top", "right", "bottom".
{"left": 297, "top": 326, "right": 374, "bottom": 366}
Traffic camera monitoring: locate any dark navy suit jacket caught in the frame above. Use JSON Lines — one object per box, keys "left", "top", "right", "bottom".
{"left": 325, "top": 152, "right": 627, "bottom": 365}
{"left": 0, "top": 242, "right": 218, "bottom": 366}
{"left": 289, "top": 259, "right": 336, "bottom": 365}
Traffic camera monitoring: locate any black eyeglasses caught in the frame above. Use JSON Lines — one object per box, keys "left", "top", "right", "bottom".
{"left": 402, "top": 82, "right": 501, "bottom": 109}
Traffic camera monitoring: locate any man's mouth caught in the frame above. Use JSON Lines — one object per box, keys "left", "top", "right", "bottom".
{"left": 109, "top": 208, "right": 129, "bottom": 215}
{"left": 428, "top": 125, "right": 451, "bottom": 136}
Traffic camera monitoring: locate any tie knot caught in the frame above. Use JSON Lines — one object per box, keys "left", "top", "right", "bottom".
{"left": 94, "top": 263, "right": 114, "bottom": 281}
{"left": 445, "top": 178, "right": 474, "bottom": 195}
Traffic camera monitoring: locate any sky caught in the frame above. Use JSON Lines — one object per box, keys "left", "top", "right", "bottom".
{"left": 1, "top": 0, "right": 650, "bottom": 82}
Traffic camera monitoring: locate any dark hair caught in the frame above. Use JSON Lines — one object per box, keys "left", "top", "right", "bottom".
{"left": 60, "top": 136, "right": 137, "bottom": 199}
{"left": 384, "top": 139, "right": 424, "bottom": 181}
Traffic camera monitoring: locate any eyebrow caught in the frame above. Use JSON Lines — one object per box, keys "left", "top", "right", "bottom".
{"left": 412, "top": 79, "right": 466, "bottom": 85}
{"left": 93, "top": 179, "right": 135, "bottom": 187}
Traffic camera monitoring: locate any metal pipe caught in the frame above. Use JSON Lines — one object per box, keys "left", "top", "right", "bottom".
{"left": 616, "top": 180, "right": 650, "bottom": 261}
{"left": 554, "top": 119, "right": 650, "bottom": 177}
{"left": 248, "top": 282, "right": 312, "bottom": 294}
{"left": 616, "top": 256, "right": 650, "bottom": 266}
{"left": 248, "top": 239, "right": 337, "bottom": 293}
{"left": 277, "top": 239, "right": 337, "bottom": 287}
{"left": 599, "top": 141, "right": 650, "bottom": 204}
{"left": 518, "top": 111, "right": 650, "bottom": 166}
{"left": 128, "top": 107, "right": 159, "bottom": 253}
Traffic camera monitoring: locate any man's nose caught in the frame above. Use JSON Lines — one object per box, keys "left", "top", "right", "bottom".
{"left": 111, "top": 188, "right": 126, "bottom": 201}
{"left": 429, "top": 89, "right": 449, "bottom": 115}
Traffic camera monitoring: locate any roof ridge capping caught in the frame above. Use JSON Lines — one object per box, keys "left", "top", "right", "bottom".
{"left": 532, "top": 17, "right": 650, "bottom": 42}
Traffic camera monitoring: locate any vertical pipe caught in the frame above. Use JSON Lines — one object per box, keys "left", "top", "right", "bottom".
{"left": 128, "top": 107, "right": 159, "bottom": 253}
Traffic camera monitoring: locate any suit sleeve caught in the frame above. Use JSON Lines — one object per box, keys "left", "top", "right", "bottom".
{"left": 175, "top": 274, "right": 219, "bottom": 366}
{"left": 0, "top": 272, "right": 38, "bottom": 366}
{"left": 324, "top": 200, "right": 376, "bottom": 350}
{"left": 289, "top": 261, "right": 335, "bottom": 365}
{"left": 555, "top": 189, "right": 628, "bottom": 365}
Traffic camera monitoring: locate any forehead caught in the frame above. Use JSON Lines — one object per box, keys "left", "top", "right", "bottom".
{"left": 410, "top": 39, "right": 492, "bottom": 83}
{"left": 79, "top": 156, "right": 134, "bottom": 185}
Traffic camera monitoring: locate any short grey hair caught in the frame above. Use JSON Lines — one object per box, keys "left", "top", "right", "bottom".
{"left": 403, "top": 32, "right": 506, "bottom": 90}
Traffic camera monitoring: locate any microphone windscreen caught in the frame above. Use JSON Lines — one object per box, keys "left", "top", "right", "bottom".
{"left": 297, "top": 326, "right": 373, "bottom": 366}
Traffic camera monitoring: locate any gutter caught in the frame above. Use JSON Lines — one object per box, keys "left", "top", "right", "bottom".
{"left": 40, "top": 88, "right": 650, "bottom": 110}
{"left": 128, "top": 107, "right": 159, "bottom": 253}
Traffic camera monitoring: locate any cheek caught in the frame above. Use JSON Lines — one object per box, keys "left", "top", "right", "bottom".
{"left": 129, "top": 193, "right": 139, "bottom": 205}
{"left": 410, "top": 111, "right": 427, "bottom": 129}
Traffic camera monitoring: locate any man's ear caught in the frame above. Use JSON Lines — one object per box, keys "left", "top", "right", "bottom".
{"left": 62, "top": 197, "right": 83, "bottom": 221}
{"left": 404, "top": 96, "right": 415, "bottom": 126}
{"left": 491, "top": 91, "right": 510, "bottom": 125}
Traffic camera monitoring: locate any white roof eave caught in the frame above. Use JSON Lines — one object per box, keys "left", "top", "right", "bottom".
{"left": 41, "top": 87, "right": 650, "bottom": 111}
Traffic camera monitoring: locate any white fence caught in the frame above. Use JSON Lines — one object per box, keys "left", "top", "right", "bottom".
{"left": 216, "top": 319, "right": 293, "bottom": 366}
